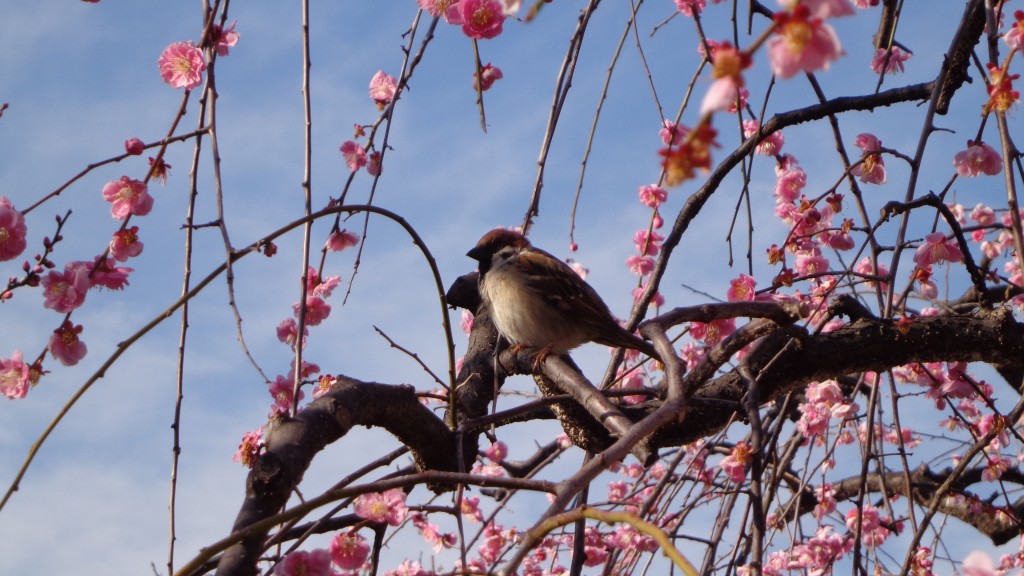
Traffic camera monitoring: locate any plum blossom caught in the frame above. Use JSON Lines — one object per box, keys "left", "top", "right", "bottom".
{"left": 767, "top": 6, "right": 844, "bottom": 79}
{"left": 0, "top": 351, "right": 32, "bottom": 399}
{"left": 386, "top": 560, "right": 428, "bottom": 576}
{"left": 727, "top": 274, "right": 757, "bottom": 301}
{"left": 367, "top": 151, "right": 382, "bottom": 176}
{"left": 0, "top": 196, "right": 27, "bottom": 262}
{"left": 659, "top": 120, "right": 687, "bottom": 146}
{"left": 42, "top": 263, "right": 90, "bottom": 313}
{"left": 851, "top": 133, "right": 886, "bottom": 184}
{"left": 790, "top": 0, "right": 856, "bottom": 19}
{"left": 659, "top": 123, "right": 718, "bottom": 186}
{"left": 269, "top": 375, "right": 305, "bottom": 413}
{"left": 985, "top": 62, "right": 1020, "bottom": 113}
{"left": 329, "top": 531, "right": 370, "bottom": 570}
{"left": 626, "top": 254, "right": 655, "bottom": 276}
{"left": 690, "top": 318, "right": 735, "bottom": 345}
{"left": 459, "top": 0, "right": 505, "bottom": 39}
{"left": 870, "top": 46, "right": 912, "bottom": 74}
{"left": 369, "top": 70, "right": 397, "bottom": 109}
{"left": 743, "top": 120, "right": 784, "bottom": 156}
{"left": 638, "top": 183, "right": 667, "bottom": 208}
{"left": 110, "top": 226, "right": 144, "bottom": 261}
{"left": 484, "top": 440, "right": 508, "bottom": 462}
{"left": 844, "top": 504, "right": 892, "bottom": 547}
{"left": 49, "top": 320, "right": 88, "bottom": 366}
{"left": 295, "top": 296, "right": 331, "bottom": 326}
{"left": 102, "top": 176, "right": 153, "bottom": 219}
{"left": 233, "top": 427, "right": 264, "bottom": 467}
{"left": 914, "top": 232, "right": 963, "bottom": 267}
{"left": 633, "top": 229, "right": 663, "bottom": 256}
{"left": 700, "top": 42, "right": 752, "bottom": 114}
{"left": 88, "top": 257, "right": 132, "bottom": 290}
{"left": 970, "top": 203, "right": 997, "bottom": 227}
{"left": 954, "top": 141, "right": 1003, "bottom": 177}
{"left": 157, "top": 41, "right": 207, "bottom": 90}
{"left": 354, "top": 488, "right": 408, "bottom": 525}
{"left": 276, "top": 318, "right": 308, "bottom": 348}
{"left": 675, "top": 0, "right": 706, "bottom": 16}
{"left": 210, "top": 21, "right": 240, "bottom": 56}
{"left": 473, "top": 63, "right": 503, "bottom": 91}
{"left": 719, "top": 442, "right": 751, "bottom": 483}
{"left": 325, "top": 229, "right": 358, "bottom": 252}
{"left": 124, "top": 137, "right": 145, "bottom": 156}
{"left": 1006, "top": 11, "right": 1024, "bottom": 51}
{"left": 340, "top": 140, "right": 367, "bottom": 172}
{"left": 274, "top": 549, "right": 332, "bottom": 576}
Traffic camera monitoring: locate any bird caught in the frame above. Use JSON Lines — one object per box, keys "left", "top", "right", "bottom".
{"left": 466, "top": 228, "right": 660, "bottom": 366}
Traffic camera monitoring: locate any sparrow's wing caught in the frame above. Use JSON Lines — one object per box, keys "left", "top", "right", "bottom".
{"left": 514, "top": 248, "right": 614, "bottom": 317}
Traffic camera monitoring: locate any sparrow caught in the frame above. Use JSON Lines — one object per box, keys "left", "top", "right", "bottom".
{"left": 466, "top": 228, "right": 660, "bottom": 365}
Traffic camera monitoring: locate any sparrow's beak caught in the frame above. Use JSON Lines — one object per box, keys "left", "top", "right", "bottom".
{"left": 466, "top": 246, "right": 486, "bottom": 262}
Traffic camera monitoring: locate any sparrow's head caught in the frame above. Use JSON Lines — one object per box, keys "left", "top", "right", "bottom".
{"left": 467, "top": 228, "right": 530, "bottom": 272}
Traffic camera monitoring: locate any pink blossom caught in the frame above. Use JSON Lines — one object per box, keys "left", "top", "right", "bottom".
{"left": 412, "top": 512, "right": 457, "bottom": 552}
{"left": 157, "top": 41, "right": 207, "bottom": 90}
{"left": 743, "top": 121, "right": 784, "bottom": 156}
{"left": 796, "top": 0, "right": 856, "bottom": 19}
{"left": 484, "top": 440, "right": 508, "bottom": 462}
{"left": 0, "top": 351, "right": 32, "bottom": 399}
{"left": 767, "top": 6, "right": 844, "bottom": 79}
{"left": 102, "top": 176, "right": 153, "bottom": 219}
{"left": 367, "top": 151, "right": 382, "bottom": 176}
{"left": 962, "top": 550, "right": 998, "bottom": 576}
{"left": 701, "top": 42, "right": 752, "bottom": 114}
{"left": 41, "top": 264, "right": 90, "bottom": 312}
{"left": 727, "top": 274, "right": 757, "bottom": 301}
{"left": 461, "top": 495, "right": 484, "bottom": 522}
{"left": 855, "top": 256, "right": 888, "bottom": 289}
{"left": 870, "top": 46, "right": 912, "bottom": 74}
{"left": 385, "top": 560, "right": 428, "bottom": 576}
{"left": 369, "top": 70, "right": 397, "bottom": 109}
{"left": 49, "top": 320, "right": 88, "bottom": 366}
{"left": 294, "top": 296, "right": 331, "bottom": 326}
{"left": 633, "top": 229, "right": 663, "bottom": 256}
{"left": 845, "top": 504, "right": 891, "bottom": 547}
{"left": 690, "top": 318, "right": 735, "bottom": 345}
{"left": 851, "top": 133, "right": 886, "bottom": 184}
{"left": 659, "top": 120, "right": 687, "bottom": 146}
{"left": 276, "top": 318, "right": 307, "bottom": 348}
{"left": 614, "top": 368, "right": 648, "bottom": 405}
{"left": 626, "top": 254, "right": 655, "bottom": 276}
{"left": 719, "top": 442, "right": 750, "bottom": 483}
{"left": 954, "top": 141, "right": 1003, "bottom": 177}
{"left": 914, "top": 232, "right": 963, "bottom": 267}
{"left": 325, "top": 229, "right": 358, "bottom": 252}
{"left": 970, "top": 203, "right": 997, "bottom": 226}
{"left": 210, "top": 21, "right": 240, "bottom": 57}
{"left": 794, "top": 248, "right": 829, "bottom": 275}
{"left": 274, "top": 549, "right": 333, "bottom": 576}
{"left": 124, "top": 137, "right": 145, "bottom": 156}
{"left": 329, "top": 531, "right": 370, "bottom": 570}
{"left": 478, "top": 523, "right": 515, "bottom": 564}
{"left": 459, "top": 0, "right": 505, "bottom": 39}
{"left": 473, "top": 63, "right": 503, "bottom": 91}
{"left": 269, "top": 374, "right": 305, "bottom": 413}
{"left": 460, "top": 309, "right": 474, "bottom": 334}
{"left": 0, "top": 196, "right": 27, "bottom": 262}
{"left": 232, "top": 427, "right": 264, "bottom": 468}
{"left": 1006, "top": 11, "right": 1024, "bottom": 51}
{"left": 109, "top": 226, "right": 144, "bottom": 261}
{"left": 674, "top": 0, "right": 706, "bottom": 16}
{"left": 339, "top": 140, "right": 367, "bottom": 172}
{"left": 638, "top": 184, "right": 667, "bottom": 208}
{"left": 774, "top": 166, "right": 806, "bottom": 203}
{"left": 88, "top": 257, "right": 132, "bottom": 290}
{"left": 354, "top": 488, "right": 408, "bottom": 525}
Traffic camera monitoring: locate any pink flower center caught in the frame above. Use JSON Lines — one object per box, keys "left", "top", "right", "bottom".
{"left": 173, "top": 56, "right": 195, "bottom": 75}
{"left": 0, "top": 228, "right": 8, "bottom": 243}
{"left": 471, "top": 5, "right": 495, "bottom": 27}
{"left": 782, "top": 19, "right": 813, "bottom": 53}
{"left": 117, "top": 184, "right": 137, "bottom": 202}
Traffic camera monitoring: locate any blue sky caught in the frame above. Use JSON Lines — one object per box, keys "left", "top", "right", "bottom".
{"left": 0, "top": 2, "right": 1015, "bottom": 574}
